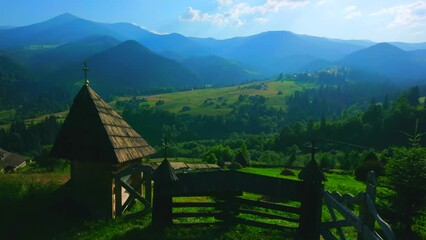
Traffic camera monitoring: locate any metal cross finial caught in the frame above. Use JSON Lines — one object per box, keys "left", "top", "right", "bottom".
{"left": 163, "top": 136, "right": 169, "bottom": 160}
{"left": 306, "top": 140, "right": 319, "bottom": 161}
{"left": 82, "top": 60, "right": 89, "bottom": 85}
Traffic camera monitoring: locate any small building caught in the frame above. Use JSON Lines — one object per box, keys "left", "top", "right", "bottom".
{"left": 51, "top": 82, "right": 155, "bottom": 218}
{"left": 0, "top": 148, "right": 28, "bottom": 173}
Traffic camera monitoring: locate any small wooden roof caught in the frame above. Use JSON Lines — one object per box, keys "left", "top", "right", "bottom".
{"left": 1, "top": 153, "right": 27, "bottom": 169}
{"left": 51, "top": 83, "right": 155, "bottom": 164}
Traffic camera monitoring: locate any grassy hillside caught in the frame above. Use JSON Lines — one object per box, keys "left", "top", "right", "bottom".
{"left": 116, "top": 80, "right": 309, "bottom": 116}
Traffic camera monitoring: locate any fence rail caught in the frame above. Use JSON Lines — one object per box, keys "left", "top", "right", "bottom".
{"left": 321, "top": 171, "right": 396, "bottom": 240}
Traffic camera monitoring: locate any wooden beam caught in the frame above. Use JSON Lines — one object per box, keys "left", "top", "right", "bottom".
{"left": 172, "top": 211, "right": 224, "bottom": 218}
{"left": 172, "top": 202, "right": 218, "bottom": 208}
{"left": 232, "top": 197, "right": 301, "bottom": 214}
{"left": 119, "top": 179, "right": 151, "bottom": 208}
{"left": 238, "top": 209, "right": 299, "bottom": 223}
{"left": 236, "top": 218, "right": 298, "bottom": 231}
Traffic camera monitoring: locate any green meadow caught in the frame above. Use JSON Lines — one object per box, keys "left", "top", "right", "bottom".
{"left": 116, "top": 80, "right": 309, "bottom": 116}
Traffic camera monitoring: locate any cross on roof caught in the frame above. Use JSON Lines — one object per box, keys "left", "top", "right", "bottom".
{"left": 306, "top": 140, "right": 319, "bottom": 161}
{"left": 82, "top": 60, "right": 89, "bottom": 84}
{"left": 163, "top": 136, "right": 169, "bottom": 160}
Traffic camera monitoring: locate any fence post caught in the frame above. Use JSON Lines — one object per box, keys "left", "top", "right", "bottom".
{"left": 114, "top": 176, "right": 122, "bottom": 218}
{"left": 298, "top": 159, "right": 326, "bottom": 240}
{"left": 144, "top": 171, "right": 152, "bottom": 205}
{"left": 357, "top": 171, "right": 377, "bottom": 240}
{"left": 152, "top": 160, "right": 179, "bottom": 229}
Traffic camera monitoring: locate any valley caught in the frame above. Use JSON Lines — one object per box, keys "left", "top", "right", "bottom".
{"left": 0, "top": 11, "right": 425, "bottom": 240}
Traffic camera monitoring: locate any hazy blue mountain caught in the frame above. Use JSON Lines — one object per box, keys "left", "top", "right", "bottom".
{"left": 0, "top": 13, "right": 120, "bottom": 48}
{"left": 300, "top": 59, "right": 334, "bottom": 72}
{"left": 1, "top": 13, "right": 426, "bottom": 84}
{"left": 199, "top": 31, "right": 365, "bottom": 75}
{"left": 57, "top": 40, "right": 200, "bottom": 95}
{"left": 339, "top": 43, "right": 426, "bottom": 80}
{"left": 0, "top": 26, "right": 15, "bottom": 30}
{"left": 389, "top": 42, "right": 426, "bottom": 51}
{"left": 327, "top": 38, "right": 375, "bottom": 48}
{"left": 29, "top": 35, "right": 121, "bottom": 72}
{"left": 181, "top": 55, "right": 259, "bottom": 86}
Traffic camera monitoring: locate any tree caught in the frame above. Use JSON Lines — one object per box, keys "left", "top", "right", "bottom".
{"left": 235, "top": 151, "right": 248, "bottom": 167}
{"left": 355, "top": 152, "right": 384, "bottom": 182}
{"left": 406, "top": 86, "right": 420, "bottom": 106}
{"left": 34, "top": 145, "right": 67, "bottom": 171}
{"left": 387, "top": 146, "right": 426, "bottom": 237}
{"left": 385, "top": 119, "right": 426, "bottom": 237}
{"left": 240, "top": 143, "right": 250, "bottom": 162}
{"left": 205, "top": 152, "right": 217, "bottom": 164}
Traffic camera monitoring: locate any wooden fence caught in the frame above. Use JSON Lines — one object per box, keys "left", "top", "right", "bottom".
{"left": 321, "top": 171, "right": 396, "bottom": 240}
{"left": 152, "top": 159, "right": 325, "bottom": 239}
{"left": 113, "top": 160, "right": 395, "bottom": 240}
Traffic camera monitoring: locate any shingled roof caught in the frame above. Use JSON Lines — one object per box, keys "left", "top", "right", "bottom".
{"left": 51, "top": 83, "right": 155, "bottom": 163}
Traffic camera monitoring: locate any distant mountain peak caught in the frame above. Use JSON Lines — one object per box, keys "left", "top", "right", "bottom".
{"left": 47, "top": 13, "right": 80, "bottom": 24}
{"left": 369, "top": 42, "right": 403, "bottom": 51}
{"left": 359, "top": 42, "right": 406, "bottom": 56}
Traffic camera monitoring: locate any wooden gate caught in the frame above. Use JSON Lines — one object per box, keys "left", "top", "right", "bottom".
{"left": 113, "top": 164, "right": 154, "bottom": 217}
{"left": 321, "top": 171, "right": 396, "bottom": 240}
{"left": 152, "top": 159, "right": 324, "bottom": 239}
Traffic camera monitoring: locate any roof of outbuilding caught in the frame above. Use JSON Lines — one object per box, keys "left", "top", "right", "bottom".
{"left": 1, "top": 153, "right": 27, "bottom": 168}
{"left": 50, "top": 83, "right": 155, "bottom": 163}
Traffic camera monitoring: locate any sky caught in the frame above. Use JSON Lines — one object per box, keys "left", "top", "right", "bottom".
{"left": 0, "top": 0, "right": 425, "bottom": 43}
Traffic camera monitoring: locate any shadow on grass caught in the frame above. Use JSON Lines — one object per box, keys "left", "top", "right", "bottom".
{"left": 0, "top": 180, "right": 91, "bottom": 240}
{"left": 0, "top": 177, "right": 297, "bottom": 240}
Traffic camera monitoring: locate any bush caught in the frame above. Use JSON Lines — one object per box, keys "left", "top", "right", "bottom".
{"left": 180, "top": 106, "right": 191, "bottom": 112}
{"left": 355, "top": 152, "right": 384, "bottom": 182}
{"left": 280, "top": 168, "right": 295, "bottom": 176}
{"left": 386, "top": 146, "right": 426, "bottom": 237}
{"left": 229, "top": 162, "right": 242, "bottom": 170}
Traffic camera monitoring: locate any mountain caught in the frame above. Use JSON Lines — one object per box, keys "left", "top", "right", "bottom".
{"left": 0, "top": 55, "right": 36, "bottom": 108}
{"left": 389, "top": 42, "right": 426, "bottom": 51}
{"left": 29, "top": 35, "right": 121, "bottom": 73}
{"left": 56, "top": 40, "right": 200, "bottom": 95}
{"left": 0, "top": 13, "right": 122, "bottom": 48}
{"left": 0, "top": 13, "right": 209, "bottom": 58}
{"left": 339, "top": 43, "right": 426, "bottom": 80}
{"left": 181, "top": 55, "right": 259, "bottom": 86}
{"left": 200, "top": 31, "right": 365, "bottom": 75}
{"left": 1, "top": 13, "right": 426, "bottom": 88}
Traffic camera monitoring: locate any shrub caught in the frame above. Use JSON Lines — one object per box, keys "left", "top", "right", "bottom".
{"left": 229, "top": 162, "right": 242, "bottom": 170}
{"left": 180, "top": 106, "right": 191, "bottom": 112}
{"left": 355, "top": 152, "right": 384, "bottom": 181}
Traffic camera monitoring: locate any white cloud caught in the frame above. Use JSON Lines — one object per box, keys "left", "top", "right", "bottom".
{"left": 180, "top": 0, "right": 310, "bottom": 26}
{"left": 370, "top": 1, "right": 426, "bottom": 28}
{"left": 344, "top": 4, "right": 361, "bottom": 20}
{"left": 254, "top": 17, "right": 269, "bottom": 23}
{"left": 345, "top": 5, "right": 357, "bottom": 12}
{"left": 345, "top": 11, "right": 362, "bottom": 20}
{"left": 131, "top": 23, "right": 168, "bottom": 35}
{"left": 317, "top": 1, "right": 326, "bottom": 6}
{"left": 180, "top": 7, "right": 228, "bottom": 25}
{"left": 217, "top": 0, "right": 233, "bottom": 6}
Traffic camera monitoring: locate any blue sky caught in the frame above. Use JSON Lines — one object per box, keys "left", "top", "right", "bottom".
{"left": 1, "top": 0, "right": 425, "bottom": 42}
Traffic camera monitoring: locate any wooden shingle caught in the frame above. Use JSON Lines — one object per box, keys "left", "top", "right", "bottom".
{"left": 51, "top": 84, "right": 155, "bottom": 163}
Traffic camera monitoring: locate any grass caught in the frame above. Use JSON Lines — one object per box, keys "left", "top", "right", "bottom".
{"left": 0, "top": 167, "right": 297, "bottom": 240}
{"left": 0, "top": 108, "right": 15, "bottom": 129}
{"left": 0, "top": 165, "right": 392, "bottom": 239}
{"left": 115, "top": 80, "right": 309, "bottom": 116}
{"left": 1, "top": 79, "right": 306, "bottom": 129}
{"left": 240, "top": 167, "right": 366, "bottom": 195}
